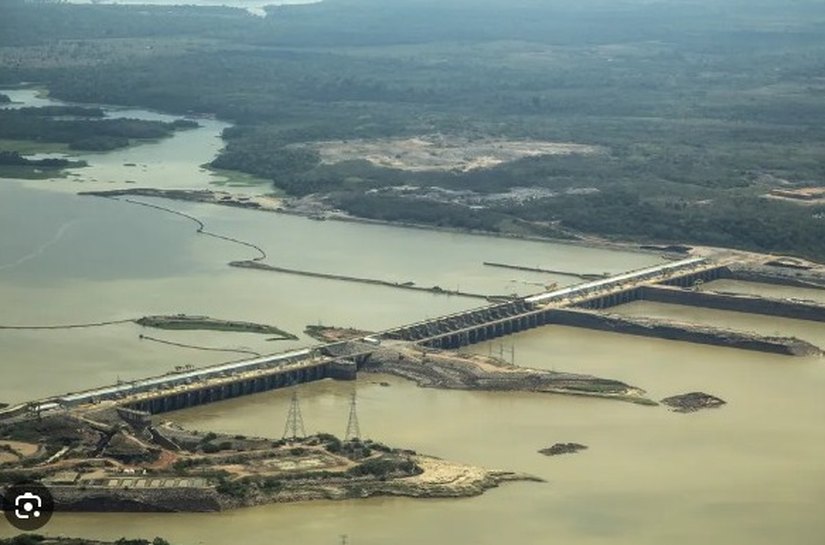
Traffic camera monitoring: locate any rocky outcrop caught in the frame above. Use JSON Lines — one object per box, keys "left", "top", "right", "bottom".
{"left": 661, "top": 392, "right": 726, "bottom": 413}
{"left": 52, "top": 485, "right": 223, "bottom": 512}
{"left": 539, "top": 443, "right": 588, "bottom": 456}
{"left": 218, "top": 456, "right": 542, "bottom": 509}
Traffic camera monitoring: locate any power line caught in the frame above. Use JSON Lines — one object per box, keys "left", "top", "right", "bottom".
{"left": 345, "top": 390, "right": 361, "bottom": 441}
{"left": 283, "top": 388, "right": 306, "bottom": 440}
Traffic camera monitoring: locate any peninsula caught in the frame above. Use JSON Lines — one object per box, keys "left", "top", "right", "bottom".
{"left": 0, "top": 409, "right": 540, "bottom": 512}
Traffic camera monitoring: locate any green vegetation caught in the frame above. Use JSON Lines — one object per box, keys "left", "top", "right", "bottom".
{"left": 0, "top": 415, "right": 87, "bottom": 447}
{"left": 347, "top": 456, "right": 421, "bottom": 479}
{"left": 1, "top": 0, "right": 824, "bottom": 257}
{"left": 206, "top": 166, "right": 273, "bottom": 188}
{"left": 0, "top": 139, "right": 70, "bottom": 155}
{"left": 0, "top": 150, "right": 84, "bottom": 169}
{"left": 0, "top": 165, "right": 67, "bottom": 180}
{"left": 0, "top": 470, "right": 46, "bottom": 485}
{"left": 16, "top": 106, "right": 105, "bottom": 117}
{"left": 0, "top": 107, "right": 197, "bottom": 152}
{"left": 0, "top": 143, "right": 86, "bottom": 179}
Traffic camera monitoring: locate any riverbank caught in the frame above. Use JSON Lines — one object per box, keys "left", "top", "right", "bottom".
{"left": 76, "top": 187, "right": 678, "bottom": 258}
{"left": 0, "top": 410, "right": 539, "bottom": 512}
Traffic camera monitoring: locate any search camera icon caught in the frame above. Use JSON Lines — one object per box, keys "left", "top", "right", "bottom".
{"left": 2, "top": 482, "right": 54, "bottom": 531}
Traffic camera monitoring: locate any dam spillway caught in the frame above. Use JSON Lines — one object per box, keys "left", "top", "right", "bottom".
{"left": 10, "top": 256, "right": 823, "bottom": 418}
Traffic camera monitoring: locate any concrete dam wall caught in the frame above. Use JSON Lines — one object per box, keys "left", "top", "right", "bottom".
{"left": 124, "top": 360, "right": 357, "bottom": 415}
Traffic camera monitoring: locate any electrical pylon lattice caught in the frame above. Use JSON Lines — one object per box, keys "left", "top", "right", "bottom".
{"left": 283, "top": 388, "right": 306, "bottom": 440}
{"left": 345, "top": 390, "right": 361, "bottom": 440}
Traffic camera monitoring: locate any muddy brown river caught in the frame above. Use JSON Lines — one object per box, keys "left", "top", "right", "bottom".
{"left": 1, "top": 89, "right": 823, "bottom": 545}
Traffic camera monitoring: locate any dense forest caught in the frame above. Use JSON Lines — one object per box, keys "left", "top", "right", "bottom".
{"left": 0, "top": 107, "right": 197, "bottom": 151}
{"left": 1, "top": 0, "right": 824, "bottom": 257}
{"left": 0, "top": 150, "right": 83, "bottom": 168}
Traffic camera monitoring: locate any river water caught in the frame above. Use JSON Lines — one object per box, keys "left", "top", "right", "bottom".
{"left": 1, "top": 89, "right": 824, "bottom": 545}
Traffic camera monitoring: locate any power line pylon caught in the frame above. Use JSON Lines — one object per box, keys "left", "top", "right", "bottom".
{"left": 345, "top": 390, "right": 361, "bottom": 441}
{"left": 283, "top": 388, "right": 306, "bottom": 440}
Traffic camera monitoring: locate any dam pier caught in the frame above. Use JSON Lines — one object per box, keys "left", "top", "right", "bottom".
{"left": 5, "top": 256, "right": 824, "bottom": 418}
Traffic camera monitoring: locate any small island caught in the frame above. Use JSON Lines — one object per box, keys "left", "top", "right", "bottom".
{"left": 0, "top": 150, "right": 86, "bottom": 179}
{"left": 0, "top": 408, "right": 540, "bottom": 512}
{"left": 135, "top": 314, "right": 298, "bottom": 341}
{"left": 539, "top": 443, "right": 588, "bottom": 456}
{"left": 0, "top": 105, "right": 200, "bottom": 153}
{"left": 661, "top": 392, "right": 726, "bottom": 413}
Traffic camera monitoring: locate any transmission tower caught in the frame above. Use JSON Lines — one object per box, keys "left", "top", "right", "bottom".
{"left": 345, "top": 390, "right": 361, "bottom": 440}
{"left": 283, "top": 388, "right": 306, "bottom": 440}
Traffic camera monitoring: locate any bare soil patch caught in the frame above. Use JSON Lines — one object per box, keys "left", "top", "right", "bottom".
{"left": 306, "top": 135, "right": 603, "bottom": 172}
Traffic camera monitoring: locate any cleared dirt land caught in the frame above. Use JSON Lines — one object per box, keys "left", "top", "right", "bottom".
{"left": 305, "top": 135, "right": 603, "bottom": 172}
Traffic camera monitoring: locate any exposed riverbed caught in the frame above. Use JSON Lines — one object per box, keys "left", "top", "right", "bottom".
{"left": 1, "top": 89, "right": 824, "bottom": 545}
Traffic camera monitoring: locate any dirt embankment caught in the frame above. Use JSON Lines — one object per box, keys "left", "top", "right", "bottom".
{"left": 363, "top": 341, "right": 654, "bottom": 404}
{"left": 545, "top": 309, "right": 822, "bottom": 357}
{"left": 230, "top": 259, "right": 493, "bottom": 300}
{"left": 729, "top": 261, "right": 825, "bottom": 290}
{"left": 80, "top": 188, "right": 283, "bottom": 212}
{"left": 304, "top": 135, "right": 603, "bottom": 172}
{"left": 304, "top": 324, "right": 373, "bottom": 343}
{"left": 136, "top": 314, "right": 297, "bottom": 340}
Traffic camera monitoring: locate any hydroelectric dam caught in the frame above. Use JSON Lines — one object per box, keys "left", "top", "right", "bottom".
{"left": 7, "top": 256, "right": 825, "bottom": 418}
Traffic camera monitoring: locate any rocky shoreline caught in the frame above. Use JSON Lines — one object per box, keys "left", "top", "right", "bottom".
{"left": 363, "top": 340, "right": 656, "bottom": 405}
{"left": 215, "top": 456, "right": 541, "bottom": 510}
{"left": 0, "top": 411, "right": 540, "bottom": 513}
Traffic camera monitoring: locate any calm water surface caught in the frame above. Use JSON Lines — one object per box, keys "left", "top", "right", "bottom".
{"left": 1, "top": 90, "right": 823, "bottom": 545}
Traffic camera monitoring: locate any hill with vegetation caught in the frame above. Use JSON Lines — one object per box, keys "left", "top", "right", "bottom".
{"left": 1, "top": 0, "right": 823, "bottom": 257}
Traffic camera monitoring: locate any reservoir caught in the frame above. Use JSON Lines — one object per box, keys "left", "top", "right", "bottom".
{"left": 1, "top": 89, "right": 823, "bottom": 545}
